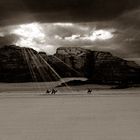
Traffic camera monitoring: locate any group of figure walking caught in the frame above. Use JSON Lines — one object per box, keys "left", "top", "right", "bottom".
{"left": 46, "top": 89, "right": 57, "bottom": 95}
{"left": 45, "top": 88, "right": 93, "bottom": 95}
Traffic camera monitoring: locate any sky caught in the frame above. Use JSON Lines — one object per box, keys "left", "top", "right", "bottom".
{"left": 0, "top": 0, "right": 140, "bottom": 63}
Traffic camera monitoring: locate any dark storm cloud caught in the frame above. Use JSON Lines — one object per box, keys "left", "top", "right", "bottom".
{"left": 0, "top": 0, "right": 140, "bottom": 25}
{"left": 109, "top": 8, "right": 140, "bottom": 59}
{"left": 0, "top": 0, "right": 140, "bottom": 64}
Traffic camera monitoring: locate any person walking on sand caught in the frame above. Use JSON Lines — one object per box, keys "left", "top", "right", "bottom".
{"left": 46, "top": 89, "right": 51, "bottom": 94}
{"left": 87, "top": 88, "right": 92, "bottom": 94}
{"left": 51, "top": 89, "right": 57, "bottom": 95}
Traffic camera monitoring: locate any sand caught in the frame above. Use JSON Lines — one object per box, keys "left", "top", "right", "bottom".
{"left": 0, "top": 79, "right": 140, "bottom": 140}
{"left": 0, "top": 94, "right": 140, "bottom": 140}
{"left": 0, "top": 78, "right": 139, "bottom": 96}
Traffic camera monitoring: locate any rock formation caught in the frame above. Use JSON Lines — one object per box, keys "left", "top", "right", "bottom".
{"left": 54, "top": 47, "right": 140, "bottom": 84}
{"left": 0, "top": 45, "right": 58, "bottom": 82}
{"left": 0, "top": 45, "right": 140, "bottom": 84}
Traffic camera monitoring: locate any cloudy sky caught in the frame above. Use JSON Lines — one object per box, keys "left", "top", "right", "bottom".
{"left": 0, "top": 0, "right": 140, "bottom": 63}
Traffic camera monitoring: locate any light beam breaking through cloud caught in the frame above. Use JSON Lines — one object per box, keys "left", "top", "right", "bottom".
{"left": 0, "top": 0, "right": 139, "bottom": 64}
{"left": 7, "top": 22, "right": 115, "bottom": 54}
{"left": 11, "top": 23, "right": 46, "bottom": 51}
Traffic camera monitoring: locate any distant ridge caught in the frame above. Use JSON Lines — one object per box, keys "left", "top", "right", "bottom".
{"left": 0, "top": 45, "right": 140, "bottom": 84}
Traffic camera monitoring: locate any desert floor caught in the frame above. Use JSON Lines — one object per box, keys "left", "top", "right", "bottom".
{"left": 0, "top": 80, "right": 140, "bottom": 140}
{"left": 0, "top": 94, "right": 140, "bottom": 140}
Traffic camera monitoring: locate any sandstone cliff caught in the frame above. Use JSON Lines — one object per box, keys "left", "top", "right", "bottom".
{"left": 0, "top": 45, "right": 58, "bottom": 82}
{"left": 54, "top": 47, "right": 140, "bottom": 84}
{"left": 0, "top": 45, "right": 140, "bottom": 84}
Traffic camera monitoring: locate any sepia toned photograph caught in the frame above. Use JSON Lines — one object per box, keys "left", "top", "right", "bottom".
{"left": 0, "top": 0, "right": 140, "bottom": 140}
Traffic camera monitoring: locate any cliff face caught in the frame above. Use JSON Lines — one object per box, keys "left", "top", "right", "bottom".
{"left": 0, "top": 45, "right": 139, "bottom": 84}
{"left": 92, "top": 52, "right": 131, "bottom": 83}
{"left": 0, "top": 45, "right": 58, "bottom": 82}
{"left": 53, "top": 47, "right": 94, "bottom": 78}
{"left": 54, "top": 47, "right": 140, "bottom": 84}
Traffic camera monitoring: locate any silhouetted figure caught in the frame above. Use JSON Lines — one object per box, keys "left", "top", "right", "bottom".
{"left": 46, "top": 89, "right": 51, "bottom": 94}
{"left": 51, "top": 89, "right": 57, "bottom": 95}
{"left": 87, "top": 88, "right": 92, "bottom": 94}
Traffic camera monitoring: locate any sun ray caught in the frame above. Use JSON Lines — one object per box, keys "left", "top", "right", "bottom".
{"left": 11, "top": 23, "right": 45, "bottom": 51}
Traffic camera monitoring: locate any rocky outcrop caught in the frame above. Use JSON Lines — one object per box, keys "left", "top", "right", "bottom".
{"left": 46, "top": 47, "right": 91, "bottom": 77}
{"left": 92, "top": 51, "right": 140, "bottom": 84}
{"left": 0, "top": 45, "right": 139, "bottom": 84}
{"left": 54, "top": 47, "right": 140, "bottom": 84}
{"left": 0, "top": 45, "right": 59, "bottom": 82}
